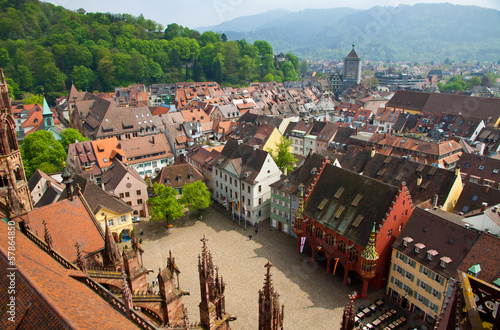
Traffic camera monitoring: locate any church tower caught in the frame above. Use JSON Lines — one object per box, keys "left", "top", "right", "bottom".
{"left": 343, "top": 44, "right": 362, "bottom": 85}
{"left": 360, "top": 223, "right": 379, "bottom": 299}
{"left": 0, "top": 69, "right": 33, "bottom": 227}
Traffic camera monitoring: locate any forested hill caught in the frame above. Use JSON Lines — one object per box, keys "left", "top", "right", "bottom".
{"left": 0, "top": 0, "right": 300, "bottom": 101}
{"left": 206, "top": 3, "right": 500, "bottom": 62}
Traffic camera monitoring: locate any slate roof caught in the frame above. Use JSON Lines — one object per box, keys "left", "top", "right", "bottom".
{"left": 270, "top": 153, "right": 326, "bottom": 196}
{"left": 26, "top": 196, "right": 105, "bottom": 262}
{"left": 213, "top": 139, "right": 270, "bottom": 184}
{"left": 358, "top": 153, "right": 459, "bottom": 207}
{"left": 345, "top": 47, "right": 361, "bottom": 60}
{"left": 28, "top": 169, "right": 65, "bottom": 192}
{"left": 34, "top": 185, "right": 61, "bottom": 208}
{"left": 152, "top": 162, "right": 204, "bottom": 189}
{"left": 457, "top": 153, "right": 500, "bottom": 185}
{"left": 386, "top": 91, "right": 431, "bottom": 112}
{"left": 454, "top": 181, "right": 500, "bottom": 214}
{"left": 393, "top": 207, "right": 480, "bottom": 279}
{"left": 458, "top": 232, "right": 500, "bottom": 283}
{"left": 59, "top": 174, "right": 133, "bottom": 216}
{"left": 0, "top": 221, "right": 138, "bottom": 330}
{"left": 303, "top": 163, "right": 400, "bottom": 246}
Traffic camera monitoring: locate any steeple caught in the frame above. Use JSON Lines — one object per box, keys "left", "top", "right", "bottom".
{"left": 42, "top": 96, "right": 54, "bottom": 129}
{"left": 61, "top": 167, "right": 73, "bottom": 201}
{"left": 361, "top": 223, "right": 379, "bottom": 262}
{"left": 258, "top": 262, "right": 284, "bottom": 330}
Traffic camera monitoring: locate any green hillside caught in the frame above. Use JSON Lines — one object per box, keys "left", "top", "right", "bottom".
{"left": 0, "top": 0, "right": 299, "bottom": 101}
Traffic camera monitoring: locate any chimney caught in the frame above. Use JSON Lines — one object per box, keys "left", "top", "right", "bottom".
{"left": 455, "top": 165, "right": 460, "bottom": 177}
{"left": 481, "top": 202, "right": 488, "bottom": 211}
{"left": 370, "top": 147, "right": 376, "bottom": 158}
{"left": 152, "top": 135, "right": 155, "bottom": 144}
{"left": 432, "top": 194, "right": 438, "bottom": 209}
{"left": 355, "top": 127, "right": 359, "bottom": 135}
{"left": 484, "top": 185, "right": 490, "bottom": 193}
{"left": 417, "top": 174, "right": 422, "bottom": 186}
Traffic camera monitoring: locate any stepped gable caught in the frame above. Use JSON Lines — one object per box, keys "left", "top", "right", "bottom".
{"left": 303, "top": 163, "right": 399, "bottom": 246}
{"left": 0, "top": 221, "right": 137, "bottom": 329}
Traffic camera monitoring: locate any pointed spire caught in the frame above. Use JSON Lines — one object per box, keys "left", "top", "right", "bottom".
{"left": 340, "top": 294, "right": 355, "bottom": 330}
{"left": 121, "top": 269, "right": 133, "bottom": 318}
{"left": 75, "top": 241, "right": 87, "bottom": 273}
{"left": 42, "top": 219, "right": 53, "bottom": 251}
{"left": 361, "top": 222, "right": 379, "bottom": 261}
{"left": 259, "top": 262, "right": 284, "bottom": 330}
{"left": 103, "top": 222, "right": 121, "bottom": 266}
{"left": 61, "top": 167, "right": 73, "bottom": 200}
{"left": 42, "top": 97, "right": 52, "bottom": 116}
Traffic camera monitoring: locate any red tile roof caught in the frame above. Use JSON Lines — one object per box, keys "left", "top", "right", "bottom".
{"left": 26, "top": 196, "right": 105, "bottom": 262}
{"left": 0, "top": 221, "right": 137, "bottom": 329}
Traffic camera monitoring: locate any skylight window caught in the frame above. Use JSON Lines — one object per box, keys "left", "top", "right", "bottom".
{"left": 479, "top": 166, "right": 484, "bottom": 170}
{"left": 472, "top": 195, "right": 478, "bottom": 202}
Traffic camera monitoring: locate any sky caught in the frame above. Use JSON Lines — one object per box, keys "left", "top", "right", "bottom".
{"left": 45, "top": 0, "right": 500, "bottom": 28}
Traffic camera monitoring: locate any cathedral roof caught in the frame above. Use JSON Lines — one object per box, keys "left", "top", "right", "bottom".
{"left": 0, "top": 221, "right": 137, "bottom": 329}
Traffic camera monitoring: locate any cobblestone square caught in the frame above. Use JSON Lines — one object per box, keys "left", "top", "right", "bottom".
{"left": 137, "top": 207, "right": 386, "bottom": 329}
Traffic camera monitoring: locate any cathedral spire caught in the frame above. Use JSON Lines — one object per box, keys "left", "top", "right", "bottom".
{"left": 259, "top": 262, "right": 284, "bottom": 330}
{"left": 361, "top": 222, "right": 379, "bottom": 261}
{"left": 340, "top": 294, "right": 355, "bottom": 330}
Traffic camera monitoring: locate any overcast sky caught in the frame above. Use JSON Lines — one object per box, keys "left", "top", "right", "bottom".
{"left": 45, "top": 0, "right": 500, "bottom": 28}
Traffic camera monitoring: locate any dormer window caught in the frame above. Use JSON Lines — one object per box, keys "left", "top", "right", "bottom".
{"left": 415, "top": 243, "right": 425, "bottom": 253}
{"left": 403, "top": 236, "right": 413, "bottom": 247}
{"left": 427, "top": 249, "right": 438, "bottom": 260}
{"left": 440, "top": 257, "right": 452, "bottom": 268}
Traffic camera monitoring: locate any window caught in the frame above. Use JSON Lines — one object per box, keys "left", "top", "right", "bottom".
{"left": 108, "top": 219, "right": 115, "bottom": 227}
{"left": 125, "top": 192, "right": 130, "bottom": 198}
{"left": 225, "top": 175, "right": 227, "bottom": 181}
{"left": 230, "top": 177, "right": 232, "bottom": 184}
{"left": 248, "top": 186, "right": 250, "bottom": 193}
{"left": 258, "top": 185, "right": 262, "bottom": 192}
{"left": 126, "top": 201, "right": 132, "bottom": 206}
{"left": 387, "top": 229, "right": 393, "bottom": 238}
{"left": 137, "top": 199, "right": 143, "bottom": 205}
{"left": 136, "top": 190, "right": 141, "bottom": 195}
{"left": 119, "top": 193, "right": 125, "bottom": 198}
{"left": 258, "top": 198, "right": 262, "bottom": 205}
{"left": 120, "top": 215, "right": 127, "bottom": 223}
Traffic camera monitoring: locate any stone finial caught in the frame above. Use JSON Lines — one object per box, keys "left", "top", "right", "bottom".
{"left": 121, "top": 269, "right": 133, "bottom": 318}
{"left": 75, "top": 241, "right": 87, "bottom": 274}
{"left": 42, "top": 219, "right": 53, "bottom": 251}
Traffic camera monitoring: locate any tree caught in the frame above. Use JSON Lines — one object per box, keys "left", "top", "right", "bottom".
{"left": 267, "top": 136, "right": 297, "bottom": 174}
{"left": 59, "top": 128, "right": 89, "bottom": 152}
{"left": 221, "top": 33, "right": 227, "bottom": 42}
{"left": 466, "top": 76, "right": 481, "bottom": 89}
{"left": 147, "top": 183, "right": 184, "bottom": 226}
{"left": 21, "top": 130, "right": 66, "bottom": 179}
{"left": 22, "top": 93, "right": 43, "bottom": 105}
{"left": 363, "top": 77, "right": 379, "bottom": 89}
{"left": 179, "top": 181, "right": 212, "bottom": 217}
{"left": 300, "top": 60, "right": 309, "bottom": 74}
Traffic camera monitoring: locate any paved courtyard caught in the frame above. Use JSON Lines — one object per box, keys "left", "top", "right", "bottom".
{"left": 136, "top": 207, "right": 389, "bottom": 329}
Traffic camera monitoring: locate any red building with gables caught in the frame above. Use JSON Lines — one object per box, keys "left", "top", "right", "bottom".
{"left": 294, "top": 164, "right": 414, "bottom": 298}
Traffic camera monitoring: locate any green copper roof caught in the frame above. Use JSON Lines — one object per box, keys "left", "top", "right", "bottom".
{"left": 42, "top": 97, "right": 52, "bottom": 116}
{"left": 493, "top": 278, "right": 500, "bottom": 287}
{"left": 468, "top": 264, "right": 481, "bottom": 274}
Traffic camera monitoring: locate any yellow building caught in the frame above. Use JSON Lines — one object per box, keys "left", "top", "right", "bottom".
{"left": 95, "top": 207, "right": 134, "bottom": 242}
{"left": 386, "top": 208, "right": 480, "bottom": 326}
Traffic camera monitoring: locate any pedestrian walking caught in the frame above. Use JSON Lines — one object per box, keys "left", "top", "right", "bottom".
{"left": 249, "top": 234, "right": 253, "bottom": 240}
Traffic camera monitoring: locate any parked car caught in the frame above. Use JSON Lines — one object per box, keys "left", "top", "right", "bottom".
{"left": 132, "top": 216, "right": 141, "bottom": 223}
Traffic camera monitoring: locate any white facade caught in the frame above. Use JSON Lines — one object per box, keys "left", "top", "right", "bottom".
{"left": 128, "top": 156, "right": 174, "bottom": 178}
{"left": 213, "top": 153, "right": 281, "bottom": 225}
{"left": 303, "top": 135, "right": 317, "bottom": 155}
